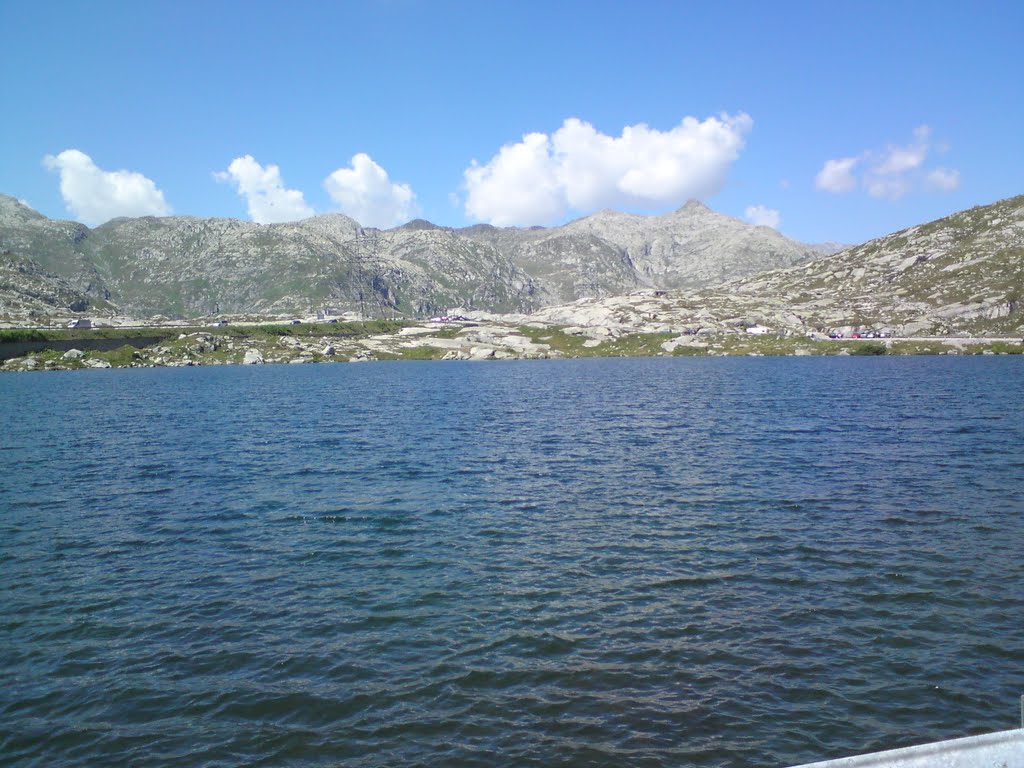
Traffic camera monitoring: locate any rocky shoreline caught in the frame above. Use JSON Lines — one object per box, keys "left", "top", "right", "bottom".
{"left": 3, "top": 315, "right": 1021, "bottom": 373}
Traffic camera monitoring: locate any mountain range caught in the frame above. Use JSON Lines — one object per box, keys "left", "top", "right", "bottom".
{"left": 1, "top": 193, "right": 1021, "bottom": 340}
{"left": 0, "top": 195, "right": 820, "bottom": 320}
{"left": 517, "top": 193, "right": 1022, "bottom": 340}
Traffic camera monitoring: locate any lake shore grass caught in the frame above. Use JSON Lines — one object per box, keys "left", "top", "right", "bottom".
{"left": 3, "top": 324, "right": 1022, "bottom": 373}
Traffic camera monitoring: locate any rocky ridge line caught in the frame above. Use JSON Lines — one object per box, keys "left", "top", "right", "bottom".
{"left": 0, "top": 194, "right": 821, "bottom": 320}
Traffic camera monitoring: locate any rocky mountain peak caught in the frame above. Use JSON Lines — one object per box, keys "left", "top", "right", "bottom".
{"left": 307, "top": 212, "right": 360, "bottom": 226}
{"left": 396, "top": 219, "right": 445, "bottom": 231}
{"left": 677, "top": 199, "right": 711, "bottom": 214}
{"left": 284, "top": 212, "right": 362, "bottom": 240}
{"left": 0, "top": 194, "right": 46, "bottom": 225}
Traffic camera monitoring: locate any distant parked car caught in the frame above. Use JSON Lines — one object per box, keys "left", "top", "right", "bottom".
{"left": 290, "top": 319, "right": 302, "bottom": 325}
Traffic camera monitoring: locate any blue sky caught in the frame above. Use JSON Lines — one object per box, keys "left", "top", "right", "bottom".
{"left": 2, "top": 0, "right": 1021, "bottom": 244}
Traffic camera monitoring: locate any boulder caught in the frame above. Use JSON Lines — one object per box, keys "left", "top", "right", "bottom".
{"left": 900, "top": 320, "right": 933, "bottom": 336}
{"left": 242, "top": 349, "right": 264, "bottom": 365}
{"left": 62, "top": 348, "right": 84, "bottom": 360}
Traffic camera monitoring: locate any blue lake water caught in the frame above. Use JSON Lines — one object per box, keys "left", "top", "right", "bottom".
{"left": 1, "top": 357, "right": 1022, "bottom": 767}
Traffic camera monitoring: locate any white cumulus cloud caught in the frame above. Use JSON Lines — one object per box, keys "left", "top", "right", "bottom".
{"left": 816, "top": 126, "right": 959, "bottom": 201}
{"left": 863, "top": 125, "right": 931, "bottom": 200}
{"left": 463, "top": 113, "right": 753, "bottom": 226}
{"left": 863, "top": 174, "right": 913, "bottom": 201}
{"left": 871, "top": 125, "right": 930, "bottom": 176}
{"left": 815, "top": 157, "right": 859, "bottom": 193}
{"left": 463, "top": 132, "right": 565, "bottom": 227}
{"left": 323, "top": 153, "right": 418, "bottom": 228}
{"left": 215, "top": 155, "right": 315, "bottom": 224}
{"left": 744, "top": 205, "right": 781, "bottom": 229}
{"left": 925, "top": 167, "right": 961, "bottom": 192}
{"left": 43, "top": 149, "right": 172, "bottom": 226}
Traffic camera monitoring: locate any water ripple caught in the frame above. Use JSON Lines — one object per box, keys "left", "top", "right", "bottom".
{"left": 1, "top": 357, "right": 1022, "bottom": 766}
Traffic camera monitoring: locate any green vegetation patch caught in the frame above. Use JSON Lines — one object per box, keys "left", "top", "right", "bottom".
{"left": 0, "top": 329, "right": 49, "bottom": 343}
{"left": 99, "top": 344, "right": 143, "bottom": 367}
{"left": 240, "top": 320, "right": 409, "bottom": 338}
{"left": 980, "top": 341, "right": 1023, "bottom": 355}
{"left": 600, "top": 333, "right": 676, "bottom": 357}
{"left": 397, "top": 345, "right": 447, "bottom": 360}
{"left": 424, "top": 326, "right": 463, "bottom": 340}
{"left": 0, "top": 326, "right": 191, "bottom": 343}
{"left": 848, "top": 342, "right": 888, "bottom": 356}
